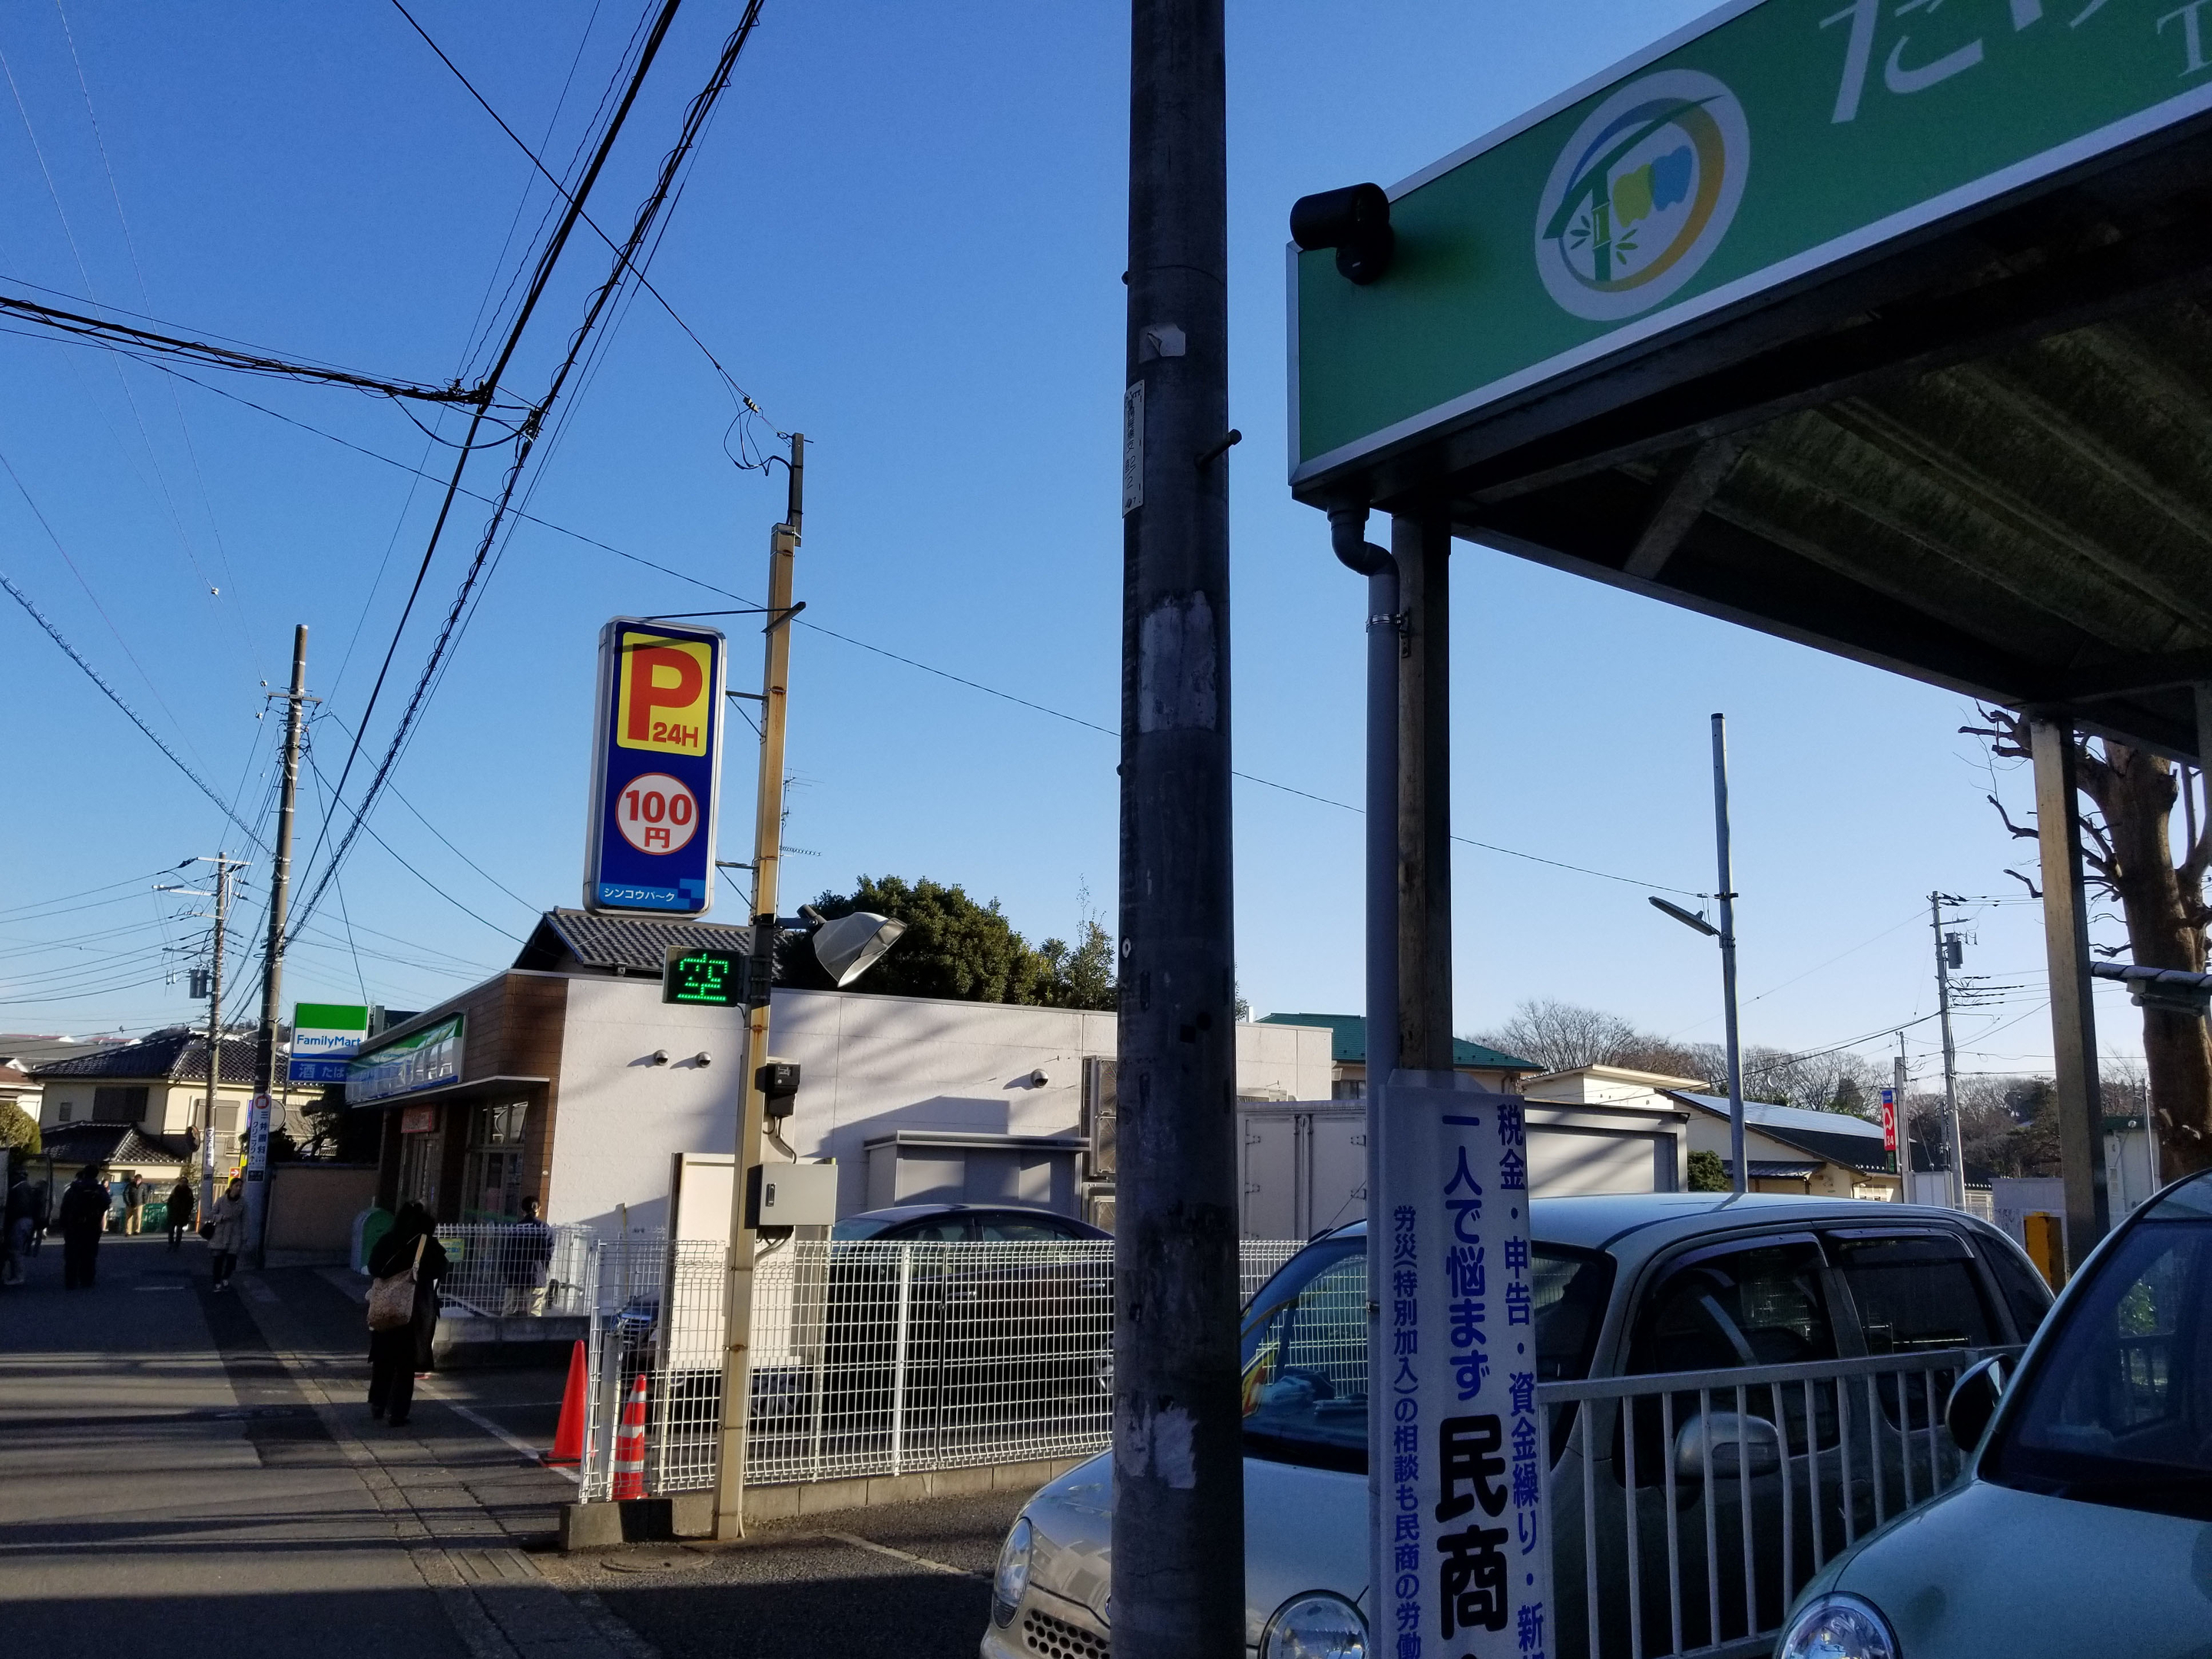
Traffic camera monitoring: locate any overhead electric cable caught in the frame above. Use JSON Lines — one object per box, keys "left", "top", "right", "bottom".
{"left": 296, "top": 0, "right": 690, "bottom": 919}
{"left": 389, "top": 0, "right": 774, "bottom": 433}
{"left": 293, "top": 0, "right": 763, "bottom": 946}
{"left": 0, "top": 565, "right": 262, "bottom": 847}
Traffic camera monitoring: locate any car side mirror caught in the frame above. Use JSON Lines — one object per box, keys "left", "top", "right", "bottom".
{"left": 1944, "top": 1356, "right": 2007, "bottom": 1452}
{"left": 1674, "top": 1410, "right": 1782, "bottom": 1482}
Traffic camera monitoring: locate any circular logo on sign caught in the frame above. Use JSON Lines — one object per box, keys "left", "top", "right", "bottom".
{"left": 1534, "top": 70, "right": 1748, "bottom": 322}
{"left": 615, "top": 773, "right": 698, "bottom": 855}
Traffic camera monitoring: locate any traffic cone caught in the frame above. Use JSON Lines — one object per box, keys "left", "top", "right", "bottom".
{"left": 611, "top": 1374, "right": 649, "bottom": 1500}
{"left": 544, "top": 1340, "right": 587, "bottom": 1465}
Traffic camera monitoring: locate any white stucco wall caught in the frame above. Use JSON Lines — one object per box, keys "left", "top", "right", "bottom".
{"left": 542, "top": 979, "right": 1334, "bottom": 1230}
{"left": 545, "top": 976, "right": 751, "bottom": 1234}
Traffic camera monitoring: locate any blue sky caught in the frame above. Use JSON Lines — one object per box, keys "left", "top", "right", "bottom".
{"left": 0, "top": 1, "right": 2147, "bottom": 1088}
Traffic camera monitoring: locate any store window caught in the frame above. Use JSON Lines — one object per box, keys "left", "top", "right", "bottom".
{"left": 464, "top": 1102, "right": 531, "bottom": 1220}
{"left": 398, "top": 1111, "right": 442, "bottom": 1215}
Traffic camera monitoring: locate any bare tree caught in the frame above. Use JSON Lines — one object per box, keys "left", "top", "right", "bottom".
{"left": 1964, "top": 709, "right": 2212, "bottom": 1175}
{"left": 1477, "top": 999, "right": 1637, "bottom": 1075}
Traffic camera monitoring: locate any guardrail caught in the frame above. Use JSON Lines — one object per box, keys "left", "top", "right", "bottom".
{"left": 577, "top": 1235, "right": 1306, "bottom": 1502}
{"left": 1539, "top": 1344, "right": 2023, "bottom": 1659}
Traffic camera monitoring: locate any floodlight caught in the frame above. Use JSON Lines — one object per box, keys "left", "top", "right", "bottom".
{"left": 812, "top": 911, "right": 906, "bottom": 988}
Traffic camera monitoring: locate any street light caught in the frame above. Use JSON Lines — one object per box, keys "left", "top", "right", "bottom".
{"left": 1647, "top": 713, "right": 1748, "bottom": 1195}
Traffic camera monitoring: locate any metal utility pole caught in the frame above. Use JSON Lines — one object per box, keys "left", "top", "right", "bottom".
{"left": 1713, "top": 714, "right": 1747, "bottom": 1195}
{"left": 1931, "top": 893, "right": 1968, "bottom": 1210}
{"left": 247, "top": 626, "right": 311, "bottom": 1267}
{"left": 714, "top": 432, "right": 803, "bottom": 1540}
{"left": 1115, "top": 0, "right": 1241, "bottom": 1651}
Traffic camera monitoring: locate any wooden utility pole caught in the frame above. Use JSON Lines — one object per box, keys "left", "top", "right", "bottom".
{"left": 1116, "top": 0, "right": 1242, "bottom": 1651}
{"left": 247, "top": 625, "right": 312, "bottom": 1266}
{"left": 2031, "top": 716, "right": 2111, "bottom": 1270}
{"left": 713, "top": 432, "right": 803, "bottom": 1539}
{"left": 191, "top": 855, "right": 245, "bottom": 1215}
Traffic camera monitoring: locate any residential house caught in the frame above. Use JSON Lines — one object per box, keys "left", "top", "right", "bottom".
{"left": 1255, "top": 1012, "right": 1541, "bottom": 1098}
{"left": 30, "top": 1028, "right": 265, "bottom": 1188}
{"left": 1662, "top": 1089, "right": 1901, "bottom": 1200}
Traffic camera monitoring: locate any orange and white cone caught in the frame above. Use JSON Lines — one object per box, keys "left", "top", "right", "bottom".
{"left": 611, "top": 1374, "right": 650, "bottom": 1501}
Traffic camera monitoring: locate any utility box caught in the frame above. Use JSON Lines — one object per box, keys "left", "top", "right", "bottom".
{"left": 747, "top": 1160, "right": 838, "bottom": 1229}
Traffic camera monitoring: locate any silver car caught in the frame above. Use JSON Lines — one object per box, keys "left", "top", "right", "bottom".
{"left": 1774, "top": 1169, "right": 2212, "bottom": 1659}
{"left": 982, "top": 1192, "right": 2050, "bottom": 1659}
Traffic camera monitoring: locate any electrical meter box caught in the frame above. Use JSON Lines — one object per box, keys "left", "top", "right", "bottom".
{"left": 747, "top": 1160, "right": 837, "bottom": 1230}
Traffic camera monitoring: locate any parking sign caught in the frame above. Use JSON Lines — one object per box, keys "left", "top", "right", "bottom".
{"left": 584, "top": 618, "right": 726, "bottom": 916}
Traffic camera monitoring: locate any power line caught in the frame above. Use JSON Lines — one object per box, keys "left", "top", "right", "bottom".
{"left": 295, "top": 0, "right": 690, "bottom": 924}
{"left": 0, "top": 564, "right": 262, "bottom": 847}
{"left": 0, "top": 288, "right": 505, "bottom": 406}
{"left": 293, "top": 0, "right": 762, "bottom": 947}
{"left": 389, "top": 0, "right": 777, "bottom": 448}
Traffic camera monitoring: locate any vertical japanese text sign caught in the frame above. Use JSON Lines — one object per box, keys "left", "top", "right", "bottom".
{"left": 1879, "top": 1087, "right": 1898, "bottom": 1154}
{"left": 1379, "top": 1073, "right": 1552, "bottom": 1659}
{"left": 584, "top": 618, "right": 726, "bottom": 916}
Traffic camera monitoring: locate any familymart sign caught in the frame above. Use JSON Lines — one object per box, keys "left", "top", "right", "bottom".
{"left": 1293, "top": 0, "right": 2212, "bottom": 484}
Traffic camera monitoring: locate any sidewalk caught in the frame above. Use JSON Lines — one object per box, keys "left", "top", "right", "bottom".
{"left": 0, "top": 1230, "right": 1023, "bottom": 1659}
{"left": 0, "top": 1230, "right": 631, "bottom": 1659}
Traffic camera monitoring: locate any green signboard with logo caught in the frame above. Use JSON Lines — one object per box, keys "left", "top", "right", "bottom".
{"left": 345, "top": 1015, "right": 464, "bottom": 1106}
{"left": 1292, "top": 0, "right": 2212, "bottom": 486}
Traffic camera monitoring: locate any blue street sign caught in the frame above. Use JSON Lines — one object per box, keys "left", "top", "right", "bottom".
{"left": 584, "top": 618, "right": 726, "bottom": 916}
{"left": 287, "top": 1058, "right": 353, "bottom": 1084}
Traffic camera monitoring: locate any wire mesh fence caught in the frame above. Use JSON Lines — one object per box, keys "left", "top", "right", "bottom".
{"left": 578, "top": 1234, "right": 1310, "bottom": 1500}
{"left": 434, "top": 1222, "right": 594, "bottom": 1317}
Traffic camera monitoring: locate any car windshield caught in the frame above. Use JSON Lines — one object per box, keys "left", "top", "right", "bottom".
{"left": 1984, "top": 1176, "right": 2212, "bottom": 1522}
{"left": 830, "top": 1214, "right": 905, "bottom": 1240}
{"left": 1238, "top": 1233, "right": 1613, "bottom": 1472}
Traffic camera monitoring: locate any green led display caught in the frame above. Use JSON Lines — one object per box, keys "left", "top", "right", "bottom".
{"left": 664, "top": 948, "right": 743, "bottom": 1007}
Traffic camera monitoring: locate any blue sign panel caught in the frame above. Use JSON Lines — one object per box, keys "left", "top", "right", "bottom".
{"left": 583, "top": 618, "right": 726, "bottom": 916}
{"left": 288, "top": 1058, "right": 353, "bottom": 1084}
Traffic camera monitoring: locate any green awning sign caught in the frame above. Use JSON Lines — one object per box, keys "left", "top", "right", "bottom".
{"left": 345, "top": 1015, "right": 464, "bottom": 1107}
{"left": 1293, "top": 0, "right": 2212, "bottom": 487}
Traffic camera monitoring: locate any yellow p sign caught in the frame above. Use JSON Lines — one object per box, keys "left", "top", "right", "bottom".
{"left": 617, "top": 632, "right": 713, "bottom": 756}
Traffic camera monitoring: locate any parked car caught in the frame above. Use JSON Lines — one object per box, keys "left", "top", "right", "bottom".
{"left": 983, "top": 1193, "right": 2051, "bottom": 1659}
{"left": 831, "top": 1203, "right": 1110, "bottom": 1243}
{"left": 1774, "top": 1169, "right": 2212, "bottom": 1659}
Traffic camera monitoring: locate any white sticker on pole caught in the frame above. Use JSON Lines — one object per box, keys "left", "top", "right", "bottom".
{"left": 1378, "top": 1072, "right": 1551, "bottom": 1659}
{"left": 1121, "top": 381, "right": 1144, "bottom": 515}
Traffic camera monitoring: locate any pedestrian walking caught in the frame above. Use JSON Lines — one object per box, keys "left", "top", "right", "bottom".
{"left": 502, "top": 1197, "right": 554, "bottom": 1316}
{"left": 26, "top": 1177, "right": 48, "bottom": 1254}
{"left": 366, "top": 1201, "right": 447, "bottom": 1429}
{"left": 2, "top": 1163, "right": 31, "bottom": 1286}
{"left": 58, "top": 1165, "right": 109, "bottom": 1290}
{"left": 121, "top": 1172, "right": 147, "bottom": 1236}
{"left": 165, "top": 1178, "right": 196, "bottom": 1250}
{"left": 207, "top": 1177, "right": 247, "bottom": 1290}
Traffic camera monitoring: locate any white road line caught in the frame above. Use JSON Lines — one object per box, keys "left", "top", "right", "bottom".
{"left": 816, "top": 1531, "right": 987, "bottom": 1580}
{"left": 428, "top": 1393, "right": 580, "bottom": 1483}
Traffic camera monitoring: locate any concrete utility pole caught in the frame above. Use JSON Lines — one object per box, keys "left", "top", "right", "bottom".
{"left": 1931, "top": 893, "right": 1968, "bottom": 1210}
{"left": 247, "top": 625, "right": 312, "bottom": 1267}
{"left": 1893, "top": 1042, "right": 1911, "bottom": 1200}
{"left": 194, "top": 855, "right": 244, "bottom": 1215}
{"left": 1713, "top": 714, "right": 1747, "bottom": 1195}
{"left": 714, "top": 432, "right": 803, "bottom": 1540}
{"left": 1114, "top": 0, "right": 1242, "bottom": 1650}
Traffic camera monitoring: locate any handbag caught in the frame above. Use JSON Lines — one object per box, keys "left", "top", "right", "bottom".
{"left": 366, "top": 1235, "right": 427, "bottom": 1332}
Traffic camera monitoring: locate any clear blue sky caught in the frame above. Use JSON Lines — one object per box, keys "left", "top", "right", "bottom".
{"left": 0, "top": 1, "right": 2148, "bottom": 1089}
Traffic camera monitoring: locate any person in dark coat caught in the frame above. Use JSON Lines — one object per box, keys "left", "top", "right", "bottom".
{"left": 367, "top": 1201, "right": 448, "bottom": 1428}
{"left": 166, "top": 1179, "right": 197, "bottom": 1250}
{"left": 58, "top": 1165, "right": 111, "bottom": 1290}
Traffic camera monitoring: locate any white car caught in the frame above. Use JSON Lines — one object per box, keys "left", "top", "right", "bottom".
{"left": 1774, "top": 1168, "right": 2212, "bottom": 1659}
{"left": 983, "top": 1193, "right": 2050, "bottom": 1659}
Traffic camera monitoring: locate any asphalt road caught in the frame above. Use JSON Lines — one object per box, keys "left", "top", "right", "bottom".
{"left": 0, "top": 1228, "right": 1036, "bottom": 1659}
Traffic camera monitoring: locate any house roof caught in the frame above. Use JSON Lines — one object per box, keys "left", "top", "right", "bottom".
{"left": 1667, "top": 1091, "right": 1895, "bottom": 1175}
{"left": 1730, "top": 1159, "right": 1826, "bottom": 1181}
{"left": 39, "top": 1123, "right": 196, "bottom": 1168}
{"left": 514, "top": 908, "right": 756, "bottom": 976}
{"left": 1258, "top": 1012, "right": 1540, "bottom": 1073}
{"left": 28, "top": 1029, "right": 260, "bottom": 1085}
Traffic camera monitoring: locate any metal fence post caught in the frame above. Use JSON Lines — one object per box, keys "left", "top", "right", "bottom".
{"left": 889, "top": 1243, "right": 914, "bottom": 1477}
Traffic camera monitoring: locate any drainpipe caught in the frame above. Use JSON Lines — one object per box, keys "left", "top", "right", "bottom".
{"left": 1331, "top": 503, "right": 1397, "bottom": 1659}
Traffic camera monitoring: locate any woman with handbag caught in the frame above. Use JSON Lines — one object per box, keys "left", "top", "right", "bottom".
{"left": 366, "top": 1202, "right": 449, "bottom": 1428}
